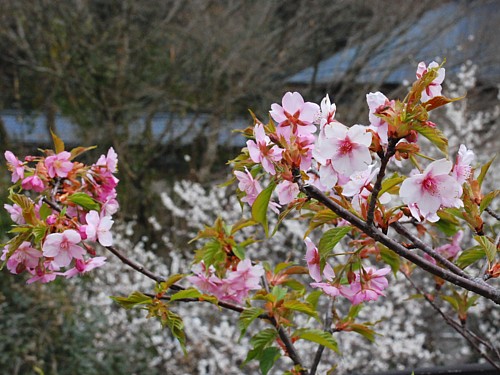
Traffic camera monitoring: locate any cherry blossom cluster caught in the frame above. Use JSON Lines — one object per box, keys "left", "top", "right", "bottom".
{"left": 187, "top": 259, "right": 264, "bottom": 304}
{"left": 234, "top": 61, "right": 476, "bottom": 305}
{"left": 2, "top": 145, "right": 119, "bottom": 283}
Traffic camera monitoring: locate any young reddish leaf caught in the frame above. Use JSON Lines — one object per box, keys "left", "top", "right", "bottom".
{"left": 51, "top": 129, "right": 65, "bottom": 154}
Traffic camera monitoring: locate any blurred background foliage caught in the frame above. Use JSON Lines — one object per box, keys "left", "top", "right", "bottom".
{"left": 0, "top": 0, "right": 499, "bottom": 374}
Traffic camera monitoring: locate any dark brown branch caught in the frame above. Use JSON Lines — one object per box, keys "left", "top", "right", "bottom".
{"left": 292, "top": 168, "right": 500, "bottom": 305}
{"left": 309, "top": 299, "right": 334, "bottom": 375}
{"left": 391, "top": 221, "right": 470, "bottom": 279}
{"left": 366, "top": 138, "right": 398, "bottom": 226}
{"left": 403, "top": 273, "right": 500, "bottom": 370}
{"left": 485, "top": 207, "right": 500, "bottom": 221}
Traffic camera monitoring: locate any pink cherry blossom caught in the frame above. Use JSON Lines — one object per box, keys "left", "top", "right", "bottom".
{"left": 340, "top": 267, "right": 390, "bottom": 305}
{"left": 96, "top": 147, "right": 118, "bottom": 173}
{"left": 277, "top": 180, "right": 299, "bottom": 205}
{"left": 26, "top": 262, "right": 61, "bottom": 284}
{"left": 63, "top": 257, "right": 107, "bottom": 278}
{"left": 45, "top": 151, "right": 74, "bottom": 178}
{"left": 314, "top": 123, "right": 372, "bottom": 176}
{"left": 247, "top": 123, "right": 283, "bottom": 175}
{"left": 42, "top": 229, "right": 85, "bottom": 268}
{"left": 270, "top": 92, "right": 319, "bottom": 137}
{"left": 4, "top": 203, "right": 25, "bottom": 224}
{"left": 225, "top": 259, "right": 264, "bottom": 292}
{"left": 319, "top": 94, "right": 337, "bottom": 130}
{"left": 416, "top": 61, "right": 445, "bottom": 102}
{"left": 400, "top": 159, "right": 463, "bottom": 222}
{"left": 234, "top": 168, "right": 262, "bottom": 206}
{"left": 1, "top": 242, "right": 42, "bottom": 274}
{"left": 4, "top": 150, "right": 25, "bottom": 183}
{"left": 452, "top": 144, "right": 475, "bottom": 185}
{"left": 187, "top": 262, "right": 222, "bottom": 296}
{"left": 21, "top": 175, "right": 45, "bottom": 192}
{"left": 304, "top": 237, "right": 322, "bottom": 282}
{"left": 366, "top": 92, "right": 391, "bottom": 144}
{"left": 424, "top": 230, "right": 463, "bottom": 265}
{"left": 85, "top": 210, "right": 114, "bottom": 246}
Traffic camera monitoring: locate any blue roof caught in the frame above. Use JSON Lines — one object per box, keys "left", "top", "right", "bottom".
{"left": 287, "top": 1, "right": 500, "bottom": 86}
{"left": 1, "top": 111, "right": 248, "bottom": 148}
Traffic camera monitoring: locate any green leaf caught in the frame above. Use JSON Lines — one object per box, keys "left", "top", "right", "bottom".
{"left": 259, "top": 347, "right": 281, "bottom": 375}
{"left": 456, "top": 245, "right": 485, "bottom": 269}
{"left": 10, "top": 193, "right": 37, "bottom": 225}
{"left": 412, "top": 123, "right": 448, "bottom": 155}
{"left": 293, "top": 328, "right": 339, "bottom": 353}
{"left": 194, "top": 241, "right": 224, "bottom": 267}
{"left": 163, "top": 309, "right": 187, "bottom": 354}
{"left": 442, "top": 295, "right": 459, "bottom": 311}
{"left": 350, "top": 323, "right": 377, "bottom": 342}
{"left": 318, "top": 226, "right": 352, "bottom": 259}
{"left": 51, "top": 129, "right": 65, "bottom": 153}
{"left": 230, "top": 218, "right": 257, "bottom": 235}
{"left": 163, "top": 274, "right": 186, "bottom": 289}
{"left": 474, "top": 235, "right": 497, "bottom": 263}
{"left": 252, "top": 181, "right": 277, "bottom": 237}
{"left": 271, "top": 286, "right": 287, "bottom": 302}
{"left": 233, "top": 245, "right": 246, "bottom": 260}
{"left": 67, "top": 193, "right": 100, "bottom": 212}
{"left": 304, "top": 209, "right": 338, "bottom": 238}
{"left": 169, "top": 288, "right": 201, "bottom": 302}
{"left": 283, "top": 300, "right": 318, "bottom": 319}
{"left": 238, "top": 307, "right": 265, "bottom": 338}
{"left": 379, "top": 245, "right": 400, "bottom": 276}
{"left": 477, "top": 155, "right": 496, "bottom": 188}
{"left": 250, "top": 328, "right": 278, "bottom": 351}
{"left": 32, "top": 225, "right": 48, "bottom": 243}
{"left": 39, "top": 203, "right": 53, "bottom": 221}
{"left": 480, "top": 190, "right": 499, "bottom": 213}
{"left": 378, "top": 174, "right": 405, "bottom": 197}
{"left": 110, "top": 291, "right": 153, "bottom": 309}
{"left": 306, "top": 290, "right": 323, "bottom": 310}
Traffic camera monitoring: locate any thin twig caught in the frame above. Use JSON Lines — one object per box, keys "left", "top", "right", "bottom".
{"left": 485, "top": 207, "right": 500, "bottom": 221}
{"left": 391, "top": 221, "right": 470, "bottom": 279}
{"left": 403, "top": 273, "right": 500, "bottom": 370}
{"left": 366, "top": 138, "right": 398, "bottom": 226}
{"left": 309, "top": 298, "right": 334, "bottom": 375}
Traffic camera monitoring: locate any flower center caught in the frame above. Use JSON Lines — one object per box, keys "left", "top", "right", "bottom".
{"left": 338, "top": 138, "right": 353, "bottom": 154}
{"left": 422, "top": 176, "right": 438, "bottom": 194}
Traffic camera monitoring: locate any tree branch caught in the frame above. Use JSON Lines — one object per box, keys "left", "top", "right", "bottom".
{"left": 485, "top": 207, "right": 500, "bottom": 221}
{"left": 292, "top": 168, "right": 500, "bottom": 305}
{"left": 309, "top": 298, "right": 334, "bottom": 375}
{"left": 403, "top": 273, "right": 500, "bottom": 370}
{"left": 366, "top": 138, "right": 398, "bottom": 226}
{"left": 391, "top": 221, "right": 470, "bottom": 279}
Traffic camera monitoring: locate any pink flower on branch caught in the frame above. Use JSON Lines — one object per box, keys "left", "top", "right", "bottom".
{"left": 1, "top": 242, "right": 42, "bottom": 274}
{"left": 234, "top": 168, "right": 262, "bottom": 206}
{"left": 42, "top": 229, "right": 85, "bottom": 268}
{"left": 4, "top": 151, "right": 25, "bottom": 183}
{"left": 452, "top": 144, "right": 475, "bottom": 185}
{"left": 314, "top": 123, "right": 372, "bottom": 177}
{"left": 85, "top": 210, "right": 114, "bottom": 246}
{"left": 270, "top": 92, "right": 319, "bottom": 137}
{"left": 400, "top": 159, "right": 463, "bottom": 222}
{"left": 247, "top": 123, "right": 283, "bottom": 175}
{"left": 63, "top": 257, "right": 107, "bottom": 278}
{"left": 45, "top": 151, "right": 74, "bottom": 178}
{"left": 416, "top": 61, "right": 445, "bottom": 102}
{"left": 277, "top": 180, "right": 299, "bottom": 205}
{"left": 340, "top": 267, "right": 391, "bottom": 305}
{"left": 21, "top": 175, "right": 45, "bottom": 192}
{"left": 424, "top": 230, "right": 463, "bottom": 265}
